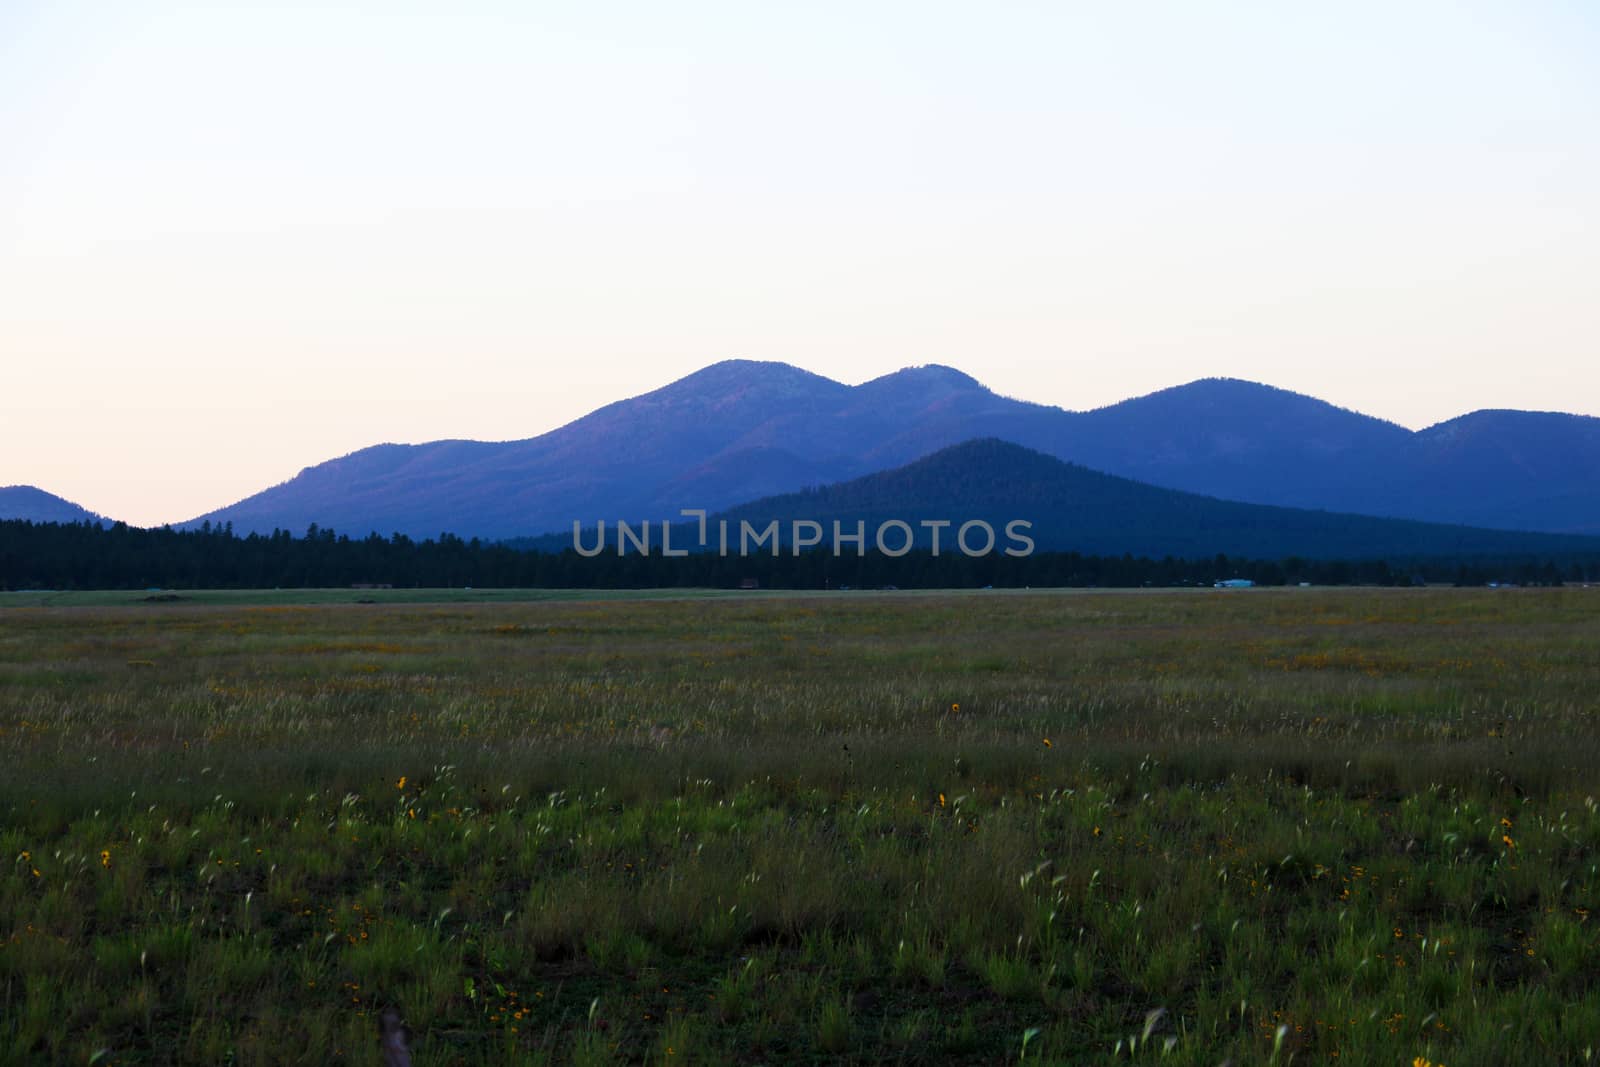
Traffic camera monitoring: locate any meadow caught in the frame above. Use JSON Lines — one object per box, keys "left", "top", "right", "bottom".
{"left": 1, "top": 587, "right": 1597, "bottom": 1064}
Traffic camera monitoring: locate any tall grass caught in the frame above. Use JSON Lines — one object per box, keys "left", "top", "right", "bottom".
{"left": 1, "top": 588, "right": 1597, "bottom": 1063}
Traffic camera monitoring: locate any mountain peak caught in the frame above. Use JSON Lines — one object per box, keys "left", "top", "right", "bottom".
{"left": 1137, "top": 376, "right": 1323, "bottom": 405}
{"left": 1101, "top": 377, "right": 1408, "bottom": 432}
{"left": 658, "top": 359, "right": 845, "bottom": 396}
{"left": 1424, "top": 407, "right": 1599, "bottom": 433}
{"left": 859, "top": 364, "right": 988, "bottom": 392}
{"left": 0, "top": 485, "right": 109, "bottom": 524}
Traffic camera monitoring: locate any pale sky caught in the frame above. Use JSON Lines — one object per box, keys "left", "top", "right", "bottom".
{"left": 3, "top": 1, "right": 1597, "bottom": 527}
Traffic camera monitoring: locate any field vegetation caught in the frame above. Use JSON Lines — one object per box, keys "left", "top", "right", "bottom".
{"left": 2, "top": 588, "right": 1597, "bottom": 1064}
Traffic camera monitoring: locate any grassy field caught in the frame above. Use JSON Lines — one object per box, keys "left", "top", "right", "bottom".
{"left": 2, "top": 587, "right": 1597, "bottom": 1064}
{"left": 0, "top": 587, "right": 791, "bottom": 609}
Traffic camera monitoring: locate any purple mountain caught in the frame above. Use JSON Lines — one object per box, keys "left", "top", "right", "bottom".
{"left": 0, "top": 486, "right": 108, "bottom": 525}
{"left": 185, "top": 361, "right": 1600, "bottom": 540}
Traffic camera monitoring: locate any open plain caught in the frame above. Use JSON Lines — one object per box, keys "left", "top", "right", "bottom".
{"left": 2, "top": 588, "right": 1597, "bottom": 1064}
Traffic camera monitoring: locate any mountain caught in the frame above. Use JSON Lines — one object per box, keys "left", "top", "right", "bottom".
{"left": 1376, "top": 410, "right": 1600, "bottom": 534}
{"left": 187, "top": 360, "right": 1600, "bottom": 540}
{"left": 540, "top": 440, "right": 1600, "bottom": 560}
{"left": 187, "top": 360, "right": 995, "bottom": 540}
{"left": 0, "top": 486, "right": 107, "bottom": 525}
{"left": 1025, "top": 379, "right": 1414, "bottom": 502}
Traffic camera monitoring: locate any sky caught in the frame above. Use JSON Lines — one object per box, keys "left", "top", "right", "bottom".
{"left": 3, "top": 1, "right": 1597, "bottom": 527}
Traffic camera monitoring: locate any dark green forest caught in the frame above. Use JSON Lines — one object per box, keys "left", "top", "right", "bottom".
{"left": 2, "top": 519, "right": 1593, "bottom": 591}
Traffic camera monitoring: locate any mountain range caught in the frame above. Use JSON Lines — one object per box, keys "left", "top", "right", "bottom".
{"left": 180, "top": 360, "right": 1600, "bottom": 541}
{"left": 8, "top": 362, "right": 1598, "bottom": 555}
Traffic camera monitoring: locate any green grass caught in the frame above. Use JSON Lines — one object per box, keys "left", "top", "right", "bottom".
{"left": 0, "top": 586, "right": 807, "bottom": 608}
{"left": 1, "top": 588, "right": 1598, "bottom": 1064}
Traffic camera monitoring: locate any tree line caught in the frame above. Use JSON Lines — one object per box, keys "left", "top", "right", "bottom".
{"left": 1, "top": 519, "right": 1594, "bottom": 591}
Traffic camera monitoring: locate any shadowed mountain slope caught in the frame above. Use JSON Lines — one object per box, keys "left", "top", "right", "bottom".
{"left": 541, "top": 439, "right": 1600, "bottom": 560}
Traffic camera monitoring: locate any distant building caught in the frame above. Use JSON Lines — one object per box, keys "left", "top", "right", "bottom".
{"left": 1214, "top": 578, "right": 1255, "bottom": 589}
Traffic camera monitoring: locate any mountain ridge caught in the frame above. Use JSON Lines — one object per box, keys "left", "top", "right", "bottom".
{"left": 178, "top": 360, "right": 1600, "bottom": 540}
